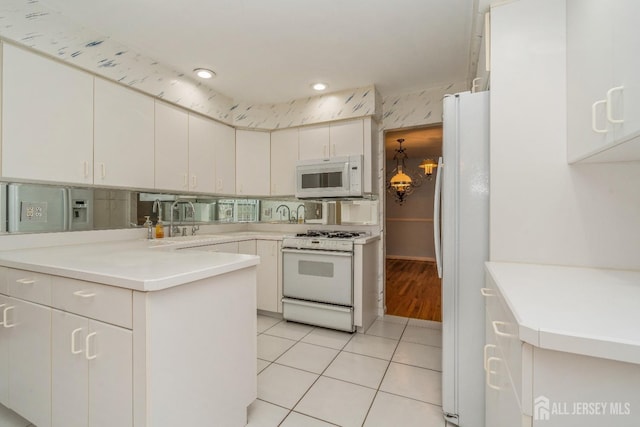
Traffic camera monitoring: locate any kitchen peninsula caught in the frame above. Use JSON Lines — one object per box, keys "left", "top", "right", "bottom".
{"left": 0, "top": 240, "right": 259, "bottom": 427}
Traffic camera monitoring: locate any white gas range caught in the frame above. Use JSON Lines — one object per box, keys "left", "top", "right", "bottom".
{"left": 281, "top": 230, "right": 368, "bottom": 332}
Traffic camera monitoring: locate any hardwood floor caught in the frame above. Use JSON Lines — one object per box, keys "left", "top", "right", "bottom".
{"left": 385, "top": 258, "right": 442, "bottom": 322}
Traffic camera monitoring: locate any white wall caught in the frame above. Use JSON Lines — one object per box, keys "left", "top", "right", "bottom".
{"left": 490, "top": 0, "right": 640, "bottom": 270}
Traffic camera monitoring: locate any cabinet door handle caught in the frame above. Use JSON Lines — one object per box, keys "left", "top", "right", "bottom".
{"left": 606, "top": 86, "right": 624, "bottom": 124}
{"left": 492, "top": 320, "right": 515, "bottom": 338}
{"left": 85, "top": 332, "right": 98, "bottom": 360}
{"left": 191, "top": 175, "right": 197, "bottom": 189}
{"left": 71, "top": 328, "right": 84, "bottom": 355}
{"left": 16, "top": 278, "right": 36, "bottom": 285}
{"left": 84, "top": 161, "right": 89, "bottom": 178}
{"left": 323, "top": 145, "right": 327, "bottom": 158}
{"left": 486, "top": 356, "right": 502, "bottom": 390}
{"left": 0, "top": 304, "right": 4, "bottom": 326}
{"left": 3, "top": 306, "right": 16, "bottom": 328}
{"left": 73, "top": 290, "right": 96, "bottom": 298}
{"left": 591, "top": 99, "right": 608, "bottom": 133}
{"left": 480, "top": 288, "right": 494, "bottom": 297}
{"left": 183, "top": 173, "right": 188, "bottom": 188}
{"left": 218, "top": 179, "right": 223, "bottom": 191}
{"left": 332, "top": 143, "right": 336, "bottom": 157}
{"left": 101, "top": 163, "right": 106, "bottom": 179}
{"left": 483, "top": 344, "right": 497, "bottom": 371}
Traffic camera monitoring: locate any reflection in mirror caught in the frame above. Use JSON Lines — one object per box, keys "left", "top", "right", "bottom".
{"left": 0, "top": 181, "right": 378, "bottom": 235}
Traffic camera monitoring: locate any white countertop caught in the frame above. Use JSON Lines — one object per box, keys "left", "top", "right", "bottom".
{"left": 0, "top": 239, "right": 259, "bottom": 292}
{"left": 486, "top": 262, "right": 640, "bottom": 364}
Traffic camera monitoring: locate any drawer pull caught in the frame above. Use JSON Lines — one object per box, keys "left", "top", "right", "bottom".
{"left": 480, "top": 288, "right": 494, "bottom": 297}
{"left": 0, "top": 304, "right": 4, "bottom": 326}
{"left": 492, "top": 320, "right": 515, "bottom": 338}
{"left": 483, "top": 344, "right": 497, "bottom": 371}
{"left": 3, "top": 306, "right": 16, "bottom": 328}
{"left": 486, "top": 356, "right": 502, "bottom": 391}
{"left": 71, "top": 328, "right": 84, "bottom": 355}
{"left": 73, "top": 290, "right": 96, "bottom": 298}
{"left": 16, "top": 278, "right": 36, "bottom": 285}
{"left": 85, "top": 332, "right": 98, "bottom": 360}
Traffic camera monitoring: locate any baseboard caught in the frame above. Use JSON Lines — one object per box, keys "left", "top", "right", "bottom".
{"left": 386, "top": 255, "right": 436, "bottom": 262}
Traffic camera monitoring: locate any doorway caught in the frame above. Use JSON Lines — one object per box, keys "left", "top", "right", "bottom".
{"left": 384, "top": 125, "right": 442, "bottom": 321}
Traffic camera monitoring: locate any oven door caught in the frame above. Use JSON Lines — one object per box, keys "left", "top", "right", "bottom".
{"left": 282, "top": 248, "right": 353, "bottom": 306}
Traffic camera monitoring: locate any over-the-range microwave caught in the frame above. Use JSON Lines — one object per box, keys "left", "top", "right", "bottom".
{"left": 295, "top": 155, "right": 363, "bottom": 199}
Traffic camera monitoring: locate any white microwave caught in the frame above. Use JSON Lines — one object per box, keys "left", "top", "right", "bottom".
{"left": 295, "top": 155, "right": 363, "bottom": 198}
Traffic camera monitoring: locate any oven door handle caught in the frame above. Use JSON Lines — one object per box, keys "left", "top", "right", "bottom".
{"left": 281, "top": 248, "right": 353, "bottom": 257}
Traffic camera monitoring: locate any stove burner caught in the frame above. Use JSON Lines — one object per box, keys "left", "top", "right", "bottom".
{"left": 294, "top": 230, "right": 366, "bottom": 239}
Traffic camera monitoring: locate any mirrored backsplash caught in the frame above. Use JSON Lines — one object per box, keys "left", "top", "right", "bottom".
{"left": 0, "top": 181, "right": 378, "bottom": 234}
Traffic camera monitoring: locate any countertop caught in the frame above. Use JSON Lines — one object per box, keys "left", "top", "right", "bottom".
{"left": 0, "top": 239, "right": 259, "bottom": 292}
{"left": 485, "top": 261, "right": 640, "bottom": 364}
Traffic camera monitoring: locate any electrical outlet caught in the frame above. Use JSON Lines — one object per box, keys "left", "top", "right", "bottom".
{"left": 21, "top": 202, "right": 48, "bottom": 222}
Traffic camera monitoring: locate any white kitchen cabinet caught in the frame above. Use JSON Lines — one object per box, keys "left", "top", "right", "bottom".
{"left": 188, "top": 115, "right": 217, "bottom": 194}
{"left": 213, "top": 122, "right": 236, "bottom": 194}
{"left": 299, "top": 119, "right": 363, "bottom": 160}
{"left": 567, "top": 0, "right": 640, "bottom": 163}
{"left": 236, "top": 130, "right": 271, "bottom": 196}
{"left": 238, "top": 240, "right": 257, "bottom": 255}
{"left": 256, "top": 240, "right": 281, "bottom": 313}
{"left": 0, "top": 295, "right": 10, "bottom": 407}
{"left": 5, "top": 297, "right": 52, "bottom": 427}
{"left": 94, "top": 78, "right": 155, "bottom": 189}
{"left": 155, "top": 102, "right": 189, "bottom": 192}
{"left": 298, "top": 124, "right": 330, "bottom": 160}
{"left": 270, "top": 128, "right": 299, "bottom": 196}
{"left": 484, "top": 268, "right": 640, "bottom": 427}
{"left": 52, "top": 311, "right": 132, "bottom": 427}
{"left": 1, "top": 43, "right": 94, "bottom": 185}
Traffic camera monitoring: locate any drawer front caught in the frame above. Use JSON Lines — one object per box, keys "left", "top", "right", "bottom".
{"left": 51, "top": 276, "right": 132, "bottom": 329}
{"left": 484, "top": 272, "right": 525, "bottom": 408}
{"left": 190, "top": 241, "right": 239, "bottom": 253}
{"left": 6, "top": 268, "right": 52, "bottom": 305}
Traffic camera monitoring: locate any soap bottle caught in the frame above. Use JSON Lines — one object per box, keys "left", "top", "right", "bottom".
{"left": 143, "top": 216, "right": 153, "bottom": 240}
{"left": 155, "top": 218, "right": 165, "bottom": 239}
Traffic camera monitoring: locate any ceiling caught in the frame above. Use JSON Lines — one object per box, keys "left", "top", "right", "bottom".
{"left": 38, "top": 0, "right": 482, "bottom": 104}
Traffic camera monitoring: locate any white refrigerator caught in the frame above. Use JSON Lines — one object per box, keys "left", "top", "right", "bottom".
{"left": 434, "top": 91, "right": 489, "bottom": 426}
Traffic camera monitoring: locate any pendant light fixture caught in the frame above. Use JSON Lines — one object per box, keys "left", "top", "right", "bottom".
{"left": 386, "top": 138, "right": 424, "bottom": 205}
{"left": 419, "top": 158, "right": 438, "bottom": 178}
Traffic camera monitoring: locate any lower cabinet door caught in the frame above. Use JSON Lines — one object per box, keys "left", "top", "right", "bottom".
{"left": 52, "top": 310, "right": 89, "bottom": 427}
{"left": 88, "top": 320, "right": 133, "bottom": 427}
{"left": 256, "top": 240, "right": 278, "bottom": 312}
{"left": 52, "top": 310, "right": 133, "bottom": 427}
{"left": 0, "top": 295, "right": 10, "bottom": 407}
{"left": 7, "top": 297, "right": 52, "bottom": 427}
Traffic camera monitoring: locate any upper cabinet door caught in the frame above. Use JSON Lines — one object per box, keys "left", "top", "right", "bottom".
{"left": 155, "top": 102, "right": 189, "bottom": 192}
{"left": 188, "top": 114, "right": 217, "bottom": 193}
{"left": 212, "top": 122, "right": 236, "bottom": 195}
{"left": 298, "top": 124, "right": 330, "bottom": 160}
{"left": 567, "top": 0, "right": 640, "bottom": 162}
{"left": 270, "top": 128, "right": 299, "bottom": 196}
{"left": 329, "top": 119, "right": 364, "bottom": 157}
{"left": 94, "top": 78, "right": 155, "bottom": 188}
{"left": 2, "top": 44, "right": 94, "bottom": 184}
{"left": 236, "top": 130, "right": 271, "bottom": 196}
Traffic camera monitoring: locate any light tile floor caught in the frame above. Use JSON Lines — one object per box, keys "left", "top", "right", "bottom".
{"left": 0, "top": 315, "right": 450, "bottom": 427}
{"left": 250, "top": 315, "right": 450, "bottom": 427}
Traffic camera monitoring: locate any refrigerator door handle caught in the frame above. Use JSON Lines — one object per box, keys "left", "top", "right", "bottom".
{"left": 433, "top": 156, "right": 444, "bottom": 278}
{"left": 63, "top": 188, "right": 71, "bottom": 231}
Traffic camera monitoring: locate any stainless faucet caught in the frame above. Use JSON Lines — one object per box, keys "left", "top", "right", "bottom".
{"left": 296, "top": 204, "right": 306, "bottom": 223}
{"left": 169, "top": 198, "right": 196, "bottom": 237}
{"left": 275, "top": 204, "right": 291, "bottom": 222}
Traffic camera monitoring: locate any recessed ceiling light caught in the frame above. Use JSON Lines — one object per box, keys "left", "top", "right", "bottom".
{"left": 312, "top": 82, "right": 328, "bottom": 91}
{"left": 194, "top": 68, "right": 216, "bottom": 79}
